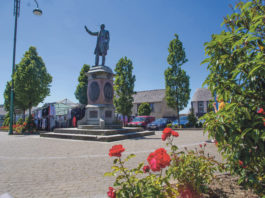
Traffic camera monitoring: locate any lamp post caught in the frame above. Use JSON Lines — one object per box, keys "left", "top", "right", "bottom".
{"left": 9, "top": 0, "right": 42, "bottom": 135}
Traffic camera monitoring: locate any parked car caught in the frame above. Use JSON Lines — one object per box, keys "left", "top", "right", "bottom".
{"left": 127, "top": 116, "right": 155, "bottom": 128}
{"left": 147, "top": 118, "right": 171, "bottom": 130}
{"left": 172, "top": 116, "right": 189, "bottom": 128}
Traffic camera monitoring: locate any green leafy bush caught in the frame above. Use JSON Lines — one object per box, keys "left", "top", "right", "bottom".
{"left": 186, "top": 110, "right": 197, "bottom": 128}
{"left": 3, "top": 114, "right": 10, "bottom": 127}
{"left": 137, "top": 103, "right": 151, "bottom": 116}
{"left": 16, "top": 118, "right": 23, "bottom": 125}
{"left": 201, "top": 0, "right": 265, "bottom": 195}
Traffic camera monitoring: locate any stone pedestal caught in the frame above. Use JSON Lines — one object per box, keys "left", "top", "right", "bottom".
{"left": 78, "top": 65, "right": 116, "bottom": 126}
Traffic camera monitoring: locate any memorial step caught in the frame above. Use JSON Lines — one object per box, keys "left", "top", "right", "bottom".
{"left": 40, "top": 131, "right": 155, "bottom": 142}
{"left": 53, "top": 127, "right": 143, "bottom": 136}
{"left": 78, "top": 125, "right": 122, "bottom": 129}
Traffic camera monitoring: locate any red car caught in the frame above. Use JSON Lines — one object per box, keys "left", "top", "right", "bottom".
{"left": 127, "top": 116, "right": 155, "bottom": 128}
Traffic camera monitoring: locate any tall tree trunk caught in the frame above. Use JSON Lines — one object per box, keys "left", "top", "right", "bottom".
{"left": 123, "top": 114, "right": 126, "bottom": 127}
{"left": 29, "top": 105, "right": 32, "bottom": 117}
{"left": 23, "top": 109, "right": 25, "bottom": 121}
{"left": 177, "top": 96, "right": 180, "bottom": 128}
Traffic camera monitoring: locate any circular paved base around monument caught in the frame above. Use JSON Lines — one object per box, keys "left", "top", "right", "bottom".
{"left": 0, "top": 130, "right": 222, "bottom": 198}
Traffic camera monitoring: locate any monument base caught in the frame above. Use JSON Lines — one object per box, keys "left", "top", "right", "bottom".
{"left": 77, "top": 104, "right": 118, "bottom": 127}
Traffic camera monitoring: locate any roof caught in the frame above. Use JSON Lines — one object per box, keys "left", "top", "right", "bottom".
{"left": 191, "top": 88, "right": 213, "bottom": 102}
{"left": 56, "top": 98, "right": 78, "bottom": 107}
{"left": 133, "top": 89, "right": 165, "bottom": 103}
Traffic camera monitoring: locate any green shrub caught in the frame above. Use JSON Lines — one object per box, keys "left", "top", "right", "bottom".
{"left": 16, "top": 118, "right": 23, "bottom": 125}
{"left": 201, "top": 0, "right": 265, "bottom": 195}
{"left": 138, "top": 103, "right": 151, "bottom": 116}
{"left": 3, "top": 114, "right": 10, "bottom": 126}
{"left": 166, "top": 123, "right": 172, "bottom": 128}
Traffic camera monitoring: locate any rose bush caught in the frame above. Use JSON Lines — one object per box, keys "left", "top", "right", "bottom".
{"left": 105, "top": 128, "right": 223, "bottom": 197}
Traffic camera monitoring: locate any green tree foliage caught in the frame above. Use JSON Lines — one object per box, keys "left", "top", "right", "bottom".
{"left": 14, "top": 46, "right": 52, "bottom": 116}
{"left": 3, "top": 80, "right": 26, "bottom": 121}
{"left": 138, "top": 102, "right": 151, "bottom": 116}
{"left": 165, "top": 34, "right": 191, "bottom": 127}
{"left": 202, "top": 0, "right": 265, "bottom": 195}
{"left": 75, "top": 64, "right": 90, "bottom": 104}
{"left": 3, "top": 114, "right": 10, "bottom": 127}
{"left": 114, "top": 57, "right": 136, "bottom": 125}
{"left": 187, "top": 109, "right": 197, "bottom": 128}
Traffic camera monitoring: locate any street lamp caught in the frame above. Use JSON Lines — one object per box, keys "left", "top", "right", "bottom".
{"left": 9, "top": 0, "right": 43, "bottom": 135}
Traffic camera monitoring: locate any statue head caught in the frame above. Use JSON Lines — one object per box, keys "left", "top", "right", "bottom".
{"left": 100, "top": 24, "right": 105, "bottom": 30}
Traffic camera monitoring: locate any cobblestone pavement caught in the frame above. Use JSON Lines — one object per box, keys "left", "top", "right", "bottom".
{"left": 0, "top": 130, "right": 222, "bottom": 198}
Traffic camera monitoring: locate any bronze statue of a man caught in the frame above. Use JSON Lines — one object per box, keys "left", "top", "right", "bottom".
{"left": 84, "top": 24, "right": 110, "bottom": 66}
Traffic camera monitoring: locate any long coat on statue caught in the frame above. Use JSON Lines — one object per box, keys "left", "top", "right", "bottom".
{"left": 95, "top": 30, "right": 110, "bottom": 56}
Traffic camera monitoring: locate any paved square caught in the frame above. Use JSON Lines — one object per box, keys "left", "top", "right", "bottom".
{"left": 0, "top": 130, "right": 221, "bottom": 198}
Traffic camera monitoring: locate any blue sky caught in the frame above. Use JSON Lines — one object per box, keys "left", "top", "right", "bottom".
{"left": 0, "top": 0, "right": 234, "bottom": 113}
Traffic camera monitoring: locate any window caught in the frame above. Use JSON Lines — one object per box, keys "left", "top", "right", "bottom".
{"left": 198, "top": 101, "right": 204, "bottom": 113}
{"left": 137, "top": 104, "right": 141, "bottom": 112}
{"left": 150, "top": 103, "right": 154, "bottom": 112}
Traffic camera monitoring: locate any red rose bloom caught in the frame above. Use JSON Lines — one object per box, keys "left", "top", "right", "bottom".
{"left": 147, "top": 148, "right": 171, "bottom": 172}
{"left": 109, "top": 145, "right": 125, "bottom": 157}
{"left": 107, "top": 187, "right": 116, "bottom": 198}
{"left": 162, "top": 128, "right": 172, "bottom": 141}
{"left": 238, "top": 160, "right": 243, "bottom": 166}
{"left": 214, "top": 140, "right": 218, "bottom": 146}
{"left": 161, "top": 133, "right": 167, "bottom": 141}
{"left": 199, "top": 144, "right": 202, "bottom": 148}
{"left": 204, "top": 143, "right": 207, "bottom": 147}
{"left": 143, "top": 165, "right": 150, "bottom": 173}
{"left": 257, "top": 108, "right": 264, "bottom": 114}
{"left": 163, "top": 127, "right": 172, "bottom": 136}
{"left": 171, "top": 130, "right": 179, "bottom": 137}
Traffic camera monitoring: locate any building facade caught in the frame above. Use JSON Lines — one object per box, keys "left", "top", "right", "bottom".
{"left": 132, "top": 89, "right": 178, "bottom": 119}
{"left": 0, "top": 105, "right": 6, "bottom": 127}
{"left": 191, "top": 88, "right": 213, "bottom": 118}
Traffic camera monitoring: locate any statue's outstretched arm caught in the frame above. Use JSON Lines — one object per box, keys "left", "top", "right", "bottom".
{"left": 84, "top": 26, "right": 98, "bottom": 36}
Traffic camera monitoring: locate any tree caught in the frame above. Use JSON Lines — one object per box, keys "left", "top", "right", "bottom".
{"left": 4, "top": 80, "right": 27, "bottom": 121}
{"left": 75, "top": 64, "right": 90, "bottom": 104}
{"left": 164, "top": 34, "right": 191, "bottom": 127}
{"left": 187, "top": 109, "right": 197, "bottom": 128}
{"left": 114, "top": 57, "right": 136, "bottom": 126}
{"left": 14, "top": 46, "right": 52, "bottom": 116}
{"left": 202, "top": 0, "right": 265, "bottom": 195}
{"left": 138, "top": 102, "right": 151, "bottom": 116}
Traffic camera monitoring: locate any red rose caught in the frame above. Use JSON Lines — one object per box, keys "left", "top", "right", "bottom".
{"left": 143, "top": 165, "right": 150, "bottom": 173}
{"left": 107, "top": 187, "right": 116, "bottom": 198}
{"left": 257, "top": 108, "right": 264, "bottom": 114}
{"left": 238, "top": 160, "right": 243, "bottom": 166}
{"left": 171, "top": 130, "right": 179, "bottom": 137}
{"left": 163, "top": 128, "right": 172, "bottom": 136}
{"left": 161, "top": 133, "right": 167, "bottom": 141}
{"left": 204, "top": 143, "right": 207, "bottom": 147}
{"left": 109, "top": 145, "right": 125, "bottom": 157}
{"left": 162, "top": 128, "right": 172, "bottom": 141}
{"left": 199, "top": 144, "right": 202, "bottom": 148}
{"left": 214, "top": 140, "right": 218, "bottom": 146}
{"left": 147, "top": 148, "right": 171, "bottom": 172}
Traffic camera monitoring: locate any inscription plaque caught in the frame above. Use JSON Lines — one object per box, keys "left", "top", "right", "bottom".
{"left": 89, "top": 111, "right": 98, "bottom": 118}
{"left": 105, "top": 111, "right": 112, "bottom": 118}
